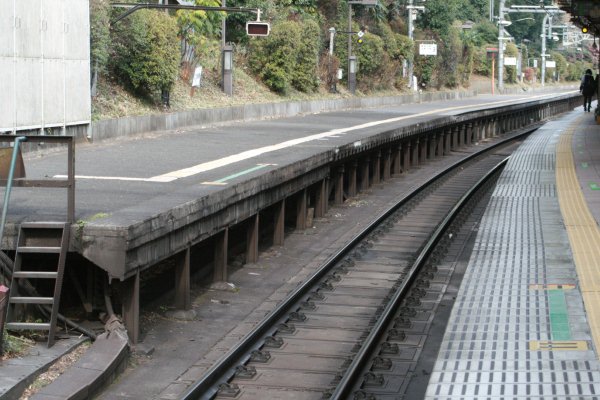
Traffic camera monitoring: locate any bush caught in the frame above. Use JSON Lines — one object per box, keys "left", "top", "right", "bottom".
{"left": 249, "top": 19, "right": 321, "bottom": 94}
{"left": 110, "top": 10, "right": 180, "bottom": 98}
{"left": 90, "top": 0, "right": 111, "bottom": 74}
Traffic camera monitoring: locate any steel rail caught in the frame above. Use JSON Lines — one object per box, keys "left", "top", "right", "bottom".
{"left": 329, "top": 156, "right": 510, "bottom": 399}
{"left": 180, "top": 127, "right": 536, "bottom": 400}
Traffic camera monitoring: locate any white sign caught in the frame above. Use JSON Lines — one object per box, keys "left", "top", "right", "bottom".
{"left": 192, "top": 66, "right": 203, "bottom": 87}
{"left": 504, "top": 57, "right": 517, "bottom": 66}
{"left": 419, "top": 43, "right": 437, "bottom": 56}
{"left": 349, "top": 0, "right": 378, "bottom": 5}
{"left": 533, "top": 59, "right": 538, "bottom": 68}
{"left": 546, "top": 61, "right": 556, "bottom": 68}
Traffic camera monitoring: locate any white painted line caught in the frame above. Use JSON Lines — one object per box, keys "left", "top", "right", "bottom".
{"left": 149, "top": 93, "right": 566, "bottom": 182}
{"left": 58, "top": 92, "right": 574, "bottom": 183}
{"left": 201, "top": 182, "right": 228, "bottom": 186}
{"left": 53, "top": 175, "right": 153, "bottom": 182}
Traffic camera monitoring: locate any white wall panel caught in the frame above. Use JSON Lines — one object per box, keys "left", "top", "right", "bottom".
{"left": 15, "top": 58, "right": 43, "bottom": 127}
{"left": 64, "top": 0, "right": 89, "bottom": 61}
{"left": 15, "top": 0, "right": 41, "bottom": 59}
{"left": 0, "top": 57, "right": 15, "bottom": 130}
{"left": 0, "top": 0, "right": 14, "bottom": 57}
{"left": 2, "top": 0, "right": 90, "bottom": 131}
{"left": 65, "top": 60, "right": 90, "bottom": 122}
{"left": 43, "top": 59, "right": 65, "bottom": 123}
{"left": 42, "top": 0, "right": 64, "bottom": 59}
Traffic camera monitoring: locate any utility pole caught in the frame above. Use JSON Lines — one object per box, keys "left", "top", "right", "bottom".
{"left": 541, "top": 13, "right": 549, "bottom": 87}
{"left": 406, "top": 1, "right": 424, "bottom": 91}
{"left": 498, "top": 0, "right": 505, "bottom": 92}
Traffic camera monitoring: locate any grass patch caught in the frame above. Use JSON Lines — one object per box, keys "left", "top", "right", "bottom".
{"left": 1, "top": 331, "right": 35, "bottom": 360}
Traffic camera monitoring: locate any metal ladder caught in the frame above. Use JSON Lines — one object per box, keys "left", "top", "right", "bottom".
{"left": 5, "top": 222, "right": 69, "bottom": 347}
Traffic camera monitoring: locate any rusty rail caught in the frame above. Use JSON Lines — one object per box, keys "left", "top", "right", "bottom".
{"left": 0, "top": 135, "right": 75, "bottom": 223}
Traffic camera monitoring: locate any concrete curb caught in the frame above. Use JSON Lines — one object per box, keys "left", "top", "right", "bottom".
{"left": 0, "top": 337, "right": 86, "bottom": 400}
{"left": 30, "top": 331, "right": 129, "bottom": 400}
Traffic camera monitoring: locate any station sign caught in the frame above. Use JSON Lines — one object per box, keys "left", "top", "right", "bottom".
{"left": 504, "top": 57, "right": 517, "bottom": 66}
{"left": 546, "top": 60, "right": 556, "bottom": 68}
{"left": 349, "top": 0, "right": 378, "bottom": 5}
{"left": 246, "top": 21, "right": 270, "bottom": 36}
{"left": 419, "top": 43, "right": 437, "bottom": 56}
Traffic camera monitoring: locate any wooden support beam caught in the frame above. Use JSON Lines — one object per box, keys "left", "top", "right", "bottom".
{"left": 214, "top": 229, "right": 229, "bottom": 282}
{"left": 296, "top": 189, "right": 307, "bottom": 230}
{"left": 122, "top": 272, "right": 140, "bottom": 344}
{"left": 246, "top": 214, "right": 259, "bottom": 264}
{"left": 334, "top": 167, "right": 344, "bottom": 205}
{"left": 174, "top": 247, "right": 191, "bottom": 311}
{"left": 383, "top": 148, "right": 391, "bottom": 180}
{"left": 315, "top": 179, "right": 327, "bottom": 218}
{"left": 348, "top": 161, "right": 358, "bottom": 196}
{"left": 360, "top": 157, "right": 370, "bottom": 191}
{"left": 274, "top": 200, "right": 285, "bottom": 246}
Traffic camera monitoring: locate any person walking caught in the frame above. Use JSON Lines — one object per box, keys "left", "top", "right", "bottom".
{"left": 580, "top": 69, "right": 596, "bottom": 112}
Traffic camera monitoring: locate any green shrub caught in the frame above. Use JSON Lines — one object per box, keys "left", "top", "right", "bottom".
{"left": 90, "top": 0, "right": 111, "bottom": 74}
{"left": 110, "top": 10, "right": 180, "bottom": 98}
{"left": 249, "top": 19, "right": 321, "bottom": 94}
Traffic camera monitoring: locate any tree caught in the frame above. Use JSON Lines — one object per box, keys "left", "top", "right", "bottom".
{"left": 417, "top": 0, "right": 459, "bottom": 36}
{"left": 111, "top": 10, "right": 180, "bottom": 101}
{"left": 90, "top": 0, "right": 111, "bottom": 94}
{"left": 249, "top": 19, "right": 321, "bottom": 94}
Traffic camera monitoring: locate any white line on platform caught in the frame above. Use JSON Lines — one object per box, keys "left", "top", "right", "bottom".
{"left": 57, "top": 92, "right": 575, "bottom": 183}
{"left": 53, "top": 175, "right": 154, "bottom": 182}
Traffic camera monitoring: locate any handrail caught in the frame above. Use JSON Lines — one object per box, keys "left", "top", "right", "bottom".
{"left": 0, "top": 136, "right": 27, "bottom": 245}
{"left": 0, "top": 135, "right": 75, "bottom": 224}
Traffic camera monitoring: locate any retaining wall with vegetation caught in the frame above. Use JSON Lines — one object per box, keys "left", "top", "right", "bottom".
{"left": 90, "top": 84, "right": 576, "bottom": 143}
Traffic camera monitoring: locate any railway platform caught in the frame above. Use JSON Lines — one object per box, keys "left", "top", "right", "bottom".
{"left": 0, "top": 89, "right": 589, "bottom": 399}
{"left": 425, "top": 106, "right": 600, "bottom": 398}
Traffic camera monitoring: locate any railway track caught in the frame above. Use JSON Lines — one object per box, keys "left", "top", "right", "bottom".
{"left": 181, "top": 132, "right": 526, "bottom": 400}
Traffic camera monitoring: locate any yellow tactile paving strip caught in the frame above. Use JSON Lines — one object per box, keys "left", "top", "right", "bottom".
{"left": 556, "top": 115, "right": 600, "bottom": 356}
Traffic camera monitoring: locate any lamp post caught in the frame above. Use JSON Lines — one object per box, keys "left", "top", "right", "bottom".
{"left": 348, "top": 56, "right": 357, "bottom": 93}
{"left": 541, "top": 13, "right": 549, "bottom": 86}
{"left": 329, "top": 27, "right": 336, "bottom": 93}
{"left": 497, "top": 0, "right": 506, "bottom": 92}
{"left": 221, "top": 0, "right": 230, "bottom": 95}
{"left": 347, "top": 3, "right": 354, "bottom": 94}
{"left": 222, "top": 45, "right": 233, "bottom": 96}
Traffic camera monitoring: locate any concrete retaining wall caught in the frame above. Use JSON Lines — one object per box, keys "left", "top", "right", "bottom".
{"left": 90, "top": 84, "right": 576, "bottom": 143}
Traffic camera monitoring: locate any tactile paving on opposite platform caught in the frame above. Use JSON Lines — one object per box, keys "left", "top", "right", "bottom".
{"left": 425, "top": 111, "right": 600, "bottom": 399}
